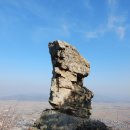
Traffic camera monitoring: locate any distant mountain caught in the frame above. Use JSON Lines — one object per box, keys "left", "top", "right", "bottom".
{"left": 0, "top": 94, "right": 49, "bottom": 101}
{"left": 0, "top": 93, "right": 129, "bottom": 103}
{"left": 93, "top": 94, "right": 130, "bottom": 103}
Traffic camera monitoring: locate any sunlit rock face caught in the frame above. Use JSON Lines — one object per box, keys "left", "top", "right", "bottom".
{"left": 48, "top": 40, "right": 93, "bottom": 118}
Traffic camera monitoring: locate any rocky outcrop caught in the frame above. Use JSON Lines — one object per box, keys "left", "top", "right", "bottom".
{"left": 30, "top": 40, "right": 112, "bottom": 130}
{"left": 48, "top": 40, "right": 93, "bottom": 118}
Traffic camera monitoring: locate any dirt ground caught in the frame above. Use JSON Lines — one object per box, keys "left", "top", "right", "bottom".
{"left": 0, "top": 100, "right": 130, "bottom": 130}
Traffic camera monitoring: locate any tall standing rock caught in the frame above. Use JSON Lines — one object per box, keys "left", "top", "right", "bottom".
{"left": 48, "top": 40, "right": 93, "bottom": 118}
{"left": 30, "top": 40, "right": 111, "bottom": 130}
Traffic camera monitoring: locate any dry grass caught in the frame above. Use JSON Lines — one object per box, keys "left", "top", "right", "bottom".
{"left": 0, "top": 105, "right": 19, "bottom": 130}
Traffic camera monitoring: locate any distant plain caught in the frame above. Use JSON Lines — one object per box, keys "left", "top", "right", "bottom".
{"left": 0, "top": 100, "right": 130, "bottom": 130}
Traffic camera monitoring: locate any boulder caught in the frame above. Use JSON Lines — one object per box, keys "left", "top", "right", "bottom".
{"left": 30, "top": 109, "right": 111, "bottom": 130}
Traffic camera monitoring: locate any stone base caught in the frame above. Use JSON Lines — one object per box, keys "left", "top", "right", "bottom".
{"left": 30, "top": 109, "right": 112, "bottom": 130}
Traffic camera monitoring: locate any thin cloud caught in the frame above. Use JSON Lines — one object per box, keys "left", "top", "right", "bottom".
{"left": 107, "top": 15, "right": 126, "bottom": 29}
{"left": 107, "top": 0, "right": 127, "bottom": 40}
{"left": 116, "top": 26, "right": 125, "bottom": 40}
{"left": 32, "top": 24, "right": 71, "bottom": 44}
{"left": 85, "top": 0, "right": 127, "bottom": 40}
{"left": 2, "top": 0, "right": 51, "bottom": 21}
{"left": 107, "top": 15, "right": 126, "bottom": 39}
{"left": 107, "top": 0, "right": 117, "bottom": 6}
{"left": 84, "top": 0, "right": 93, "bottom": 12}
{"left": 86, "top": 16, "right": 126, "bottom": 40}
{"left": 61, "top": 23, "right": 70, "bottom": 36}
{"left": 86, "top": 31, "right": 98, "bottom": 38}
{"left": 86, "top": 28, "right": 106, "bottom": 39}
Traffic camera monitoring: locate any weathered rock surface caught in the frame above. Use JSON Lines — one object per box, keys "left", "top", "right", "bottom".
{"left": 48, "top": 40, "right": 93, "bottom": 118}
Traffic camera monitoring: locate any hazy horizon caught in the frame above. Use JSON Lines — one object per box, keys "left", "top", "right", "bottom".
{"left": 0, "top": 0, "right": 130, "bottom": 101}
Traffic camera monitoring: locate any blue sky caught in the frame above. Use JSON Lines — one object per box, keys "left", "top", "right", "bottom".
{"left": 0, "top": 0, "right": 130, "bottom": 101}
